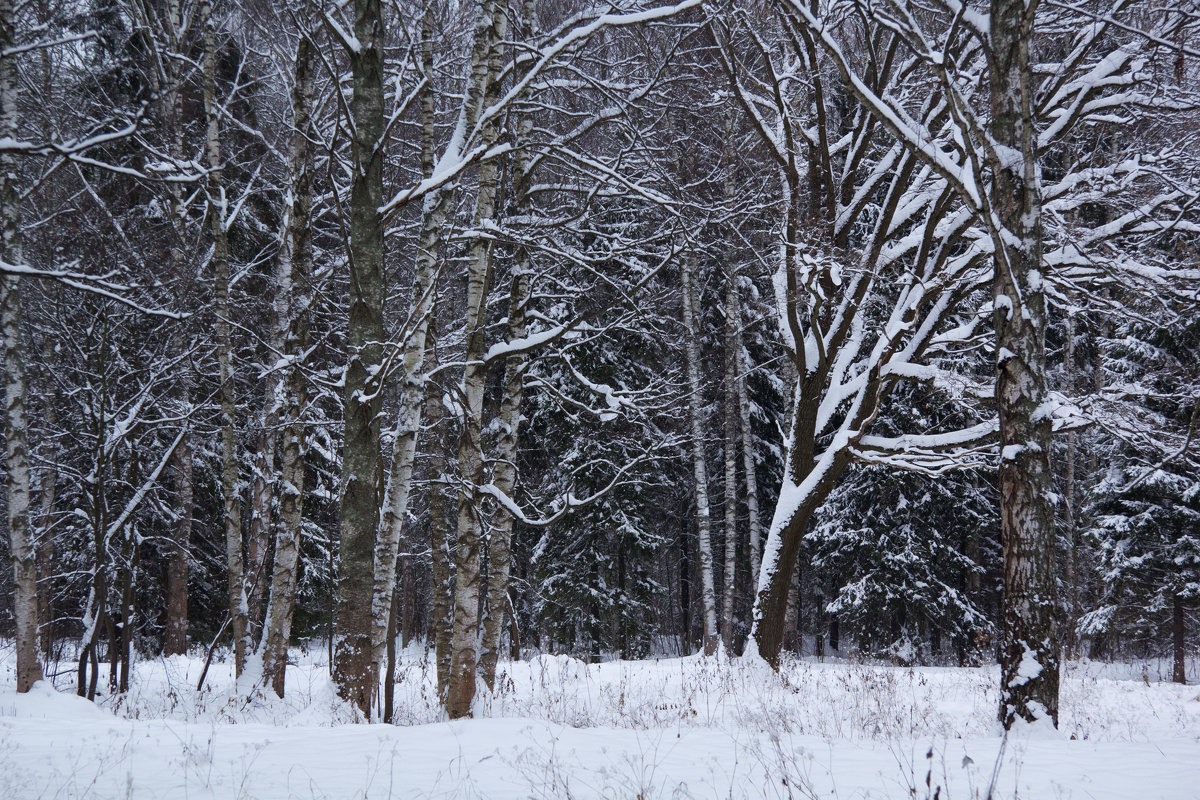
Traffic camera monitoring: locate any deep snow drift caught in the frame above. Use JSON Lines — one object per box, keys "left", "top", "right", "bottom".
{"left": 1, "top": 643, "right": 1197, "bottom": 799}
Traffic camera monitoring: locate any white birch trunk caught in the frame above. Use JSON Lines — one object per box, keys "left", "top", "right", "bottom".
{"left": 737, "top": 328, "right": 761, "bottom": 584}
{"left": 202, "top": 0, "right": 248, "bottom": 678}
{"left": 721, "top": 267, "right": 739, "bottom": 651}
{"left": 990, "top": 0, "right": 1058, "bottom": 729}
{"left": 478, "top": 0, "right": 537, "bottom": 692}
{"left": 370, "top": 3, "right": 452, "bottom": 682}
{"left": 423, "top": 323, "right": 454, "bottom": 696}
{"left": 680, "top": 257, "right": 719, "bottom": 655}
{"left": 260, "top": 17, "right": 314, "bottom": 699}
{"left": 1, "top": 0, "right": 42, "bottom": 693}
{"left": 446, "top": 0, "right": 507, "bottom": 719}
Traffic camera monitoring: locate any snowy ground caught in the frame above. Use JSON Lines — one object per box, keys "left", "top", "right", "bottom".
{"left": 2, "top": 643, "right": 1198, "bottom": 799}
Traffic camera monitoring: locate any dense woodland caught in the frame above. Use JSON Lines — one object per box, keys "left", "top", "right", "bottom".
{"left": 0, "top": 0, "right": 1197, "bottom": 729}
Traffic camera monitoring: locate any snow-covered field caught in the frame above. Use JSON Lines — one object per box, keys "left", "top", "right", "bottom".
{"left": 2, "top": 643, "right": 1198, "bottom": 799}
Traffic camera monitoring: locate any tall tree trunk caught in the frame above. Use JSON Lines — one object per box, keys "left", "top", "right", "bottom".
{"left": 678, "top": 514, "right": 691, "bottom": 653}
{"left": 680, "top": 257, "right": 719, "bottom": 655}
{"left": 1063, "top": 313, "right": 1078, "bottom": 660}
{"left": 247, "top": 401, "right": 276, "bottom": 642}
{"left": 333, "top": 0, "right": 388, "bottom": 716}
{"left": 36, "top": 388, "right": 57, "bottom": 661}
{"left": 479, "top": 0, "right": 537, "bottom": 691}
{"left": 424, "top": 318, "right": 454, "bottom": 697}
{"left": 737, "top": 328, "right": 761, "bottom": 585}
{"left": 446, "top": 0, "right": 507, "bottom": 719}
{"left": 202, "top": 0, "right": 248, "bottom": 679}
{"left": 161, "top": 0, "right": 191, "bottom": 659}
{"left": 477, "top": 237, "right": 529, "bottom": 692}
{"left": 260, "top": 19, "right": 314, "bottom": 699}
{"left": 991, "top": 0, "right": 1058, "bottom": 729}
{"left": 79, "top": 331, "right": 110, "bottom": 700}
{"left": 165, "top": 368, "right": 192, "bottom": 656}
{"left": 1, "top": 0, "right": 42, "bottom": 693}
{"left": 371, "top": 3, "right": 450, "bottom": 684}
{"left": 721, "top": 267, "right": 739, "bottom": 651}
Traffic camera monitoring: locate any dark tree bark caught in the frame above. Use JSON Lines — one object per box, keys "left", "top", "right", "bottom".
{"left": 165, "top": 370, "right": 192, "bottom": 657}
{"left": 990, "top": 0, "right": 1059, "bottom": 729}
{"left": 332, "top": 0, "right": 389, "bottom": 717}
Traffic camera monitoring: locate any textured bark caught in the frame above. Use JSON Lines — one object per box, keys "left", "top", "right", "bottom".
{"left": 424, "top": 320, "right": 454, "bottom": 696}
{"left": 260, "top": 21, "right": 314, "bottom": 699}
{"left": 78, "top": 324, "right": 112, "bottom": 700}
{"left": 202, "top": 0, "right": 248, "bottom": 679}
{"left": 333, "top": 0, "right": 388, "bottom": 716}
{"left": 114, "top": 457, "right": 138, "bottom": 694}
{"left": 680, "top": 257, "right": 719, "bottom": 655}
{"left": 446, "top": 0, "right": 507, "bottom": 719}
{"left": 991, "top": 0, "right": 1058, "bottom": 729}
{"left": 161, "top": 0, "right": 190, "bottom": 660}
{"left": 1, "top": 0, "right": 42, "bottom": 694}
{"left": 164, "top": 368, "right": 192, "bottom": 656}
{"left": 36, "top": 384, "right": 57, "bottom": 659}
{"left": 247, "top": 405, "right": 276, "bottom": 641}
{"left": 721, "top": 267, "right": 740, "bottom": 651}
{"left": 737, "top": 328, "right": 761, "bottom": 584}
{"left": 1063, "top": 313, "right": 1078, "bottom": 660}
{"left": 479, "top": 0, "right": 536, "bottom": 690}
{"left": 749, "top": 144, "right": 917, "bottom": 667}
{"left": 371, "top": 4, "right": 449, "bottom": 683}
{"left": 478, "top": 245, "right": 529, "bottom": 691}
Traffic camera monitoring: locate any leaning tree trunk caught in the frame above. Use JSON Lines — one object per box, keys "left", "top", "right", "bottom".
{"left": 680, "top": 257, "right": 720, "bottom": 655}
{"left": 202, "top": 0, "right": 248, "bottom": 679}
{"left": 1, "top": 0, "right": 42, "bottom": 694}
{"left": 259, "top": 18, "right": 314, "bottom": 699}
{"left": 991, "top": 0, "right": 1058, "bottom": 729}
{"left": 446, "top": 0, "right": 507, "bottom": 720}
{"left": 332, "top": 0, "right": 388, "bottom": 717}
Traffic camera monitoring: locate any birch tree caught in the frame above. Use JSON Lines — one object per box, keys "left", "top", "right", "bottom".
{"left": 445, "top": 0, "right": 507, "bottom": 721}
{"left": 1, "top": 0, "right": 42, "bottom": 693}
{"left": 680, "top": 255, "right": 720, "bottom": 655}
{"left": 478, "top": 0, "right": 537, "bottom": 692}
{"left": 259, "top": 2, "right": 316, "bottom": 698}
{"left": 988, "top": 0, "right": 1057, "bottom": 728}
{"left": 200, "top": 0, "right": 250, "bottom": 679}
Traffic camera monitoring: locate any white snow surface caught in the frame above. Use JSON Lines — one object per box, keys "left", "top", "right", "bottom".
{"left": 2, "top": 644, "right": 1198, "bottom": 799}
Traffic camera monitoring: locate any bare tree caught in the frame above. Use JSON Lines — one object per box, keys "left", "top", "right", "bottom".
{"left": 332, "top": 0, "right": 390, "bottom": 716}
{"left": 680, "top": 254, "right": 720, "bottom": 655}
{"left": 1, "top": 0, "right": 42, "bottom": 694}
{"left": 259, "top": 1, "right": 316, "bottom": 698}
